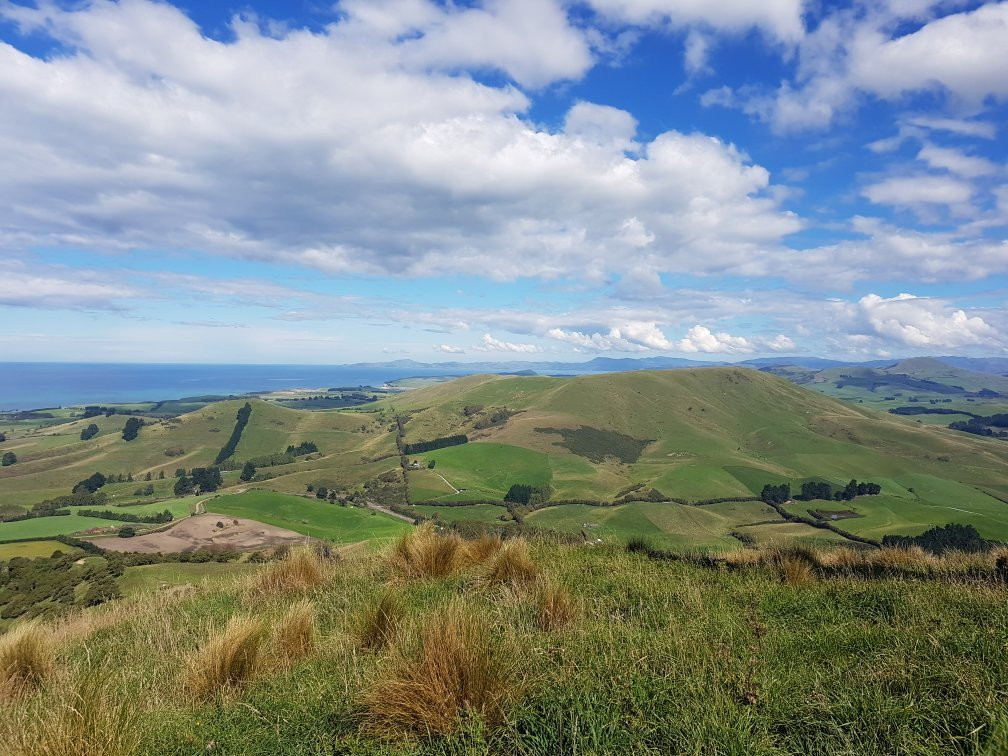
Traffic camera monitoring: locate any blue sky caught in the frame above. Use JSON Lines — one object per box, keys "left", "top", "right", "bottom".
{"left": 0, "top": 0, "right": 1006, "bottom": 363}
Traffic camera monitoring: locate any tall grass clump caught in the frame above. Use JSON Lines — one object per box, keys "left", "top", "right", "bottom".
{"left": 465, "top": 533, "right": 504, "bottom": 564}
{"left": 0, "top": 619, "right": 53, "bottom": 699}
{"left": 475, "top": 539, "right": 539, "bottom": 590}
{"left": 247, "top": 546, "right": 329, "bottom": 595}
{"left": 357, "top": 592, "right": 405, "bottom": 652}
{"left": 273, "top": 600, "right": 318, "bottom": 664}
{"left": 0, "top": 671, "right": 140, "bottom": 756}
{"left": 362, "top": 600, "right": 522, "bottom": 737}
{"left": 388, "top": 522, "right": 467, "bottom": 579}
{"left": 535, "top": 577, "right": 576, "bottom": 632}
{"left": 183, "top": 615, "right": 264, "bottom": 699}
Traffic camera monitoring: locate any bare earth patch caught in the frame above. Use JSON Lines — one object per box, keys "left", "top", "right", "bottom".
{"left": 91, "top": 513, "right": 309, "bottom": 553}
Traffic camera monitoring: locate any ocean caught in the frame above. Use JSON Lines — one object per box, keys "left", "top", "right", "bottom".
{"left": 0, "top": 363, "right": 467, "bottom": 411}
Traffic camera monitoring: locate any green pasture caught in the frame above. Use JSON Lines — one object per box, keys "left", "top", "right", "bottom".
{"left": 411, "top": 503, "right": 509, "bottom": 523}
{"left": 0, "top": 539, "right": 82, "bottom": 560}
{"left": 208, "top": 489, "right": 411, "bottom": 543}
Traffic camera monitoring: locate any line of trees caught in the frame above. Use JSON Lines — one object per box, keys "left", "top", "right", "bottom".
{"left": 881, "top": 523, "right": 994, "bottom": 554}
{"left": 77, "top": 508, "right": 174, "bottom": 524}
{"left": 215, "top": 402, "right": 252, "bottom": 464}
{"left": 401, "top": 434, "right": 468, "bottom": 455}
{"left": 286, "top": 441, "right": 318, "bottom": 456}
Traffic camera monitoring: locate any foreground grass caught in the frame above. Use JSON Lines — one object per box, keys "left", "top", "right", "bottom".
{"left": 2, "top": 540, "right": 1007, "bottom": 754}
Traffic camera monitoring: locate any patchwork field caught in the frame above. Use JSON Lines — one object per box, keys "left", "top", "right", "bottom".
{"left": 4, "top": 368, "right": 1008, "bottom": 552}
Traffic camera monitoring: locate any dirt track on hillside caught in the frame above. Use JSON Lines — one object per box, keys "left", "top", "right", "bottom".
{"left": 91, "top": 513, "right": 309, "bottom": 553}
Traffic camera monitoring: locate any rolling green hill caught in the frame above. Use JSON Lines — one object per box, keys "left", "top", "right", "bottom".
{"left": 380, "top": 368, "right": 1008, "bottom": 540}
{"left": 4, "top": 368, "right": 1008, "bottom": 547}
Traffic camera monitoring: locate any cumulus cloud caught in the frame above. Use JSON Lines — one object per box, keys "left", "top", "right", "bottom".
{"left": 477, "top": 333, "right": 543, "bottom": 353}
{"left": 0, "top": 0, "right": 801, "bottom": 284}
{"left": 708, "top": 2, "right": 1008, "bottom": 132}
{"left": 846, "top": 293, "right": 1003, "bottom": 349}
{"left": 547, "top": 321, "right": 674, "bottom": 352}
{"left": 433, "top": 344, "right": 466, "bottom": 354}
{"left": 676, "top": 325, "right": 753, "bottom": 354}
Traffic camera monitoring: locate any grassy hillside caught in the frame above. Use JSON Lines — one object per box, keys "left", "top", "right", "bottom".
{"left": 5, "top": 369, "right": 1008, "bottom": 548}
{"left": 2, "top": 537, "right": 1007, "bottom": 754}
{"left": 382, "top": 369, "right": 1008, "bottom": 541}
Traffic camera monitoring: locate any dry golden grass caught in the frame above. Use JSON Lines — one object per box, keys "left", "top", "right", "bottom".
{"left": 273, "top": 600, "right": 318, "bottom": 664}
{"left": 362, "top": 600, "right": 522, "bottom": 737}
{"left": 464, "top": 533, "right": 504, "bottom": 565}
{"left": 183, "top": 615, "right": 264, "bottom": 699}
{"left": 867, "top": 546, "right": 937, "bottom": 573}
{"left": 0, "top": 670, "right": 140, "bottom": 756}
{"left": 0, "top": 619, "right": 54, "bottom": 699}
{"left": 387, "top": 522, "right": 468, "bottom": 579}
{"left": 811, "top": 546, "right": 864, "bottom": 570}
{"left": 773, "top": 554, "right": 817, "bottom": 585}
{"left": 357, "top": 592, "right": 405, "bottom": 652}
{"left": 535, "top": 578, "right": 576, "bottom": 632}
{"left": 246, "top": 546, "right": 329, "bottom": 596}
{"left": 475, "top": 539, "right": 539, "bottom": 590}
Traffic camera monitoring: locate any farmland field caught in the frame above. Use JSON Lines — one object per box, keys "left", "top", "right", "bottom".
{"left": 208, "top": 490, "right": 410, "bottom": 543}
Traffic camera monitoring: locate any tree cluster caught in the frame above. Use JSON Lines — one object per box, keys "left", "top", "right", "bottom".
{"left": 214, "top": 402, "right": 253, "bottom": 464}
{"left": 882, "top": 523, "right": 993, "bottom": 554}
{"left": 286, "top": 440, "right": 319, "bottom": 456}
{"left": 73, "top": 471, "right": 107, "bottom": 494}
{"left": 760, "top": 484, "right": 791, "bottom": 505}
{"left": 121, "top": 416, "right": 145, "bottom": 441}
{"left": 174, "top": 466, "right": 222, "bottom": 495}
{"left": 1, "top": 451, "right": 15, "bottom": 466}
{"left": 80, "top": 423, "right": 100, "bottom": 441}
{"left": 504, "top": 483, "right": 552, "bottom": 507}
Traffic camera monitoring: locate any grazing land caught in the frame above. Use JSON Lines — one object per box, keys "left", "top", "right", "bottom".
{"left": 4, "top": 367, "right": 1008, "bottom": 553}
{"left": 207, "top": 490, "right": 411, "bottom": 544}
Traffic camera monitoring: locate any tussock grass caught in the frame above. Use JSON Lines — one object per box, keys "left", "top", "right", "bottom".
{"left": 246, "top": 546, "right": 329, "bottom": 595}
{"left": 183, "top": 615, "right": 264, "bottom": 699}
{"left": 465, "top": 533, "right": 504, "bottom": 564}
{"left": 773, "top": 554, "right": 817, "bottom": 585}
{"left": 362, "top": 599, "right": 522, "bottom": 737}
{"left": 475, "top": 539, "right": 539, "bottom": 589}
{"left": 387, "top": 522, "right": 468, "bottom": 579}
{"left": 357, "top": 592, "right": 405, "bottom": 652}
{"left": 0, "top": 619, "right": 53, "bottom": 699}
{"left": 0, "top": 670, "right": 140, "bottom": 756}
{"left": 273, "top": 600, "right": 317, "bottom": 664}
{"left": 535, "top": 577, "right": 576, "bottom": 632}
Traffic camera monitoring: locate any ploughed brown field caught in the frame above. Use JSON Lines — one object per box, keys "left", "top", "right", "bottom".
{"left": 91, "top": 512, "right": 309, "bottom": 553}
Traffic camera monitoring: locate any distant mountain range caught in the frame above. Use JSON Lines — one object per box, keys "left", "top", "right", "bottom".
{"left": 348, "top": 355, "right": 1008, "bottom": 378}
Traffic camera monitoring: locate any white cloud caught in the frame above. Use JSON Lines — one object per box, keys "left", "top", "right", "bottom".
{"left": 0, "top": 0, "right": 801, "bottom": 285}
{"left": 477, "top": 333, "right": 543, "bottom": 353}
{"left": 585, "top": 0, "right": 806, "bottom": 41}
{"left": 683, "top": 30, "right": 712, "bottom": 75}
{"left": 846, "top": 293, "right": 1003, "bottom": 349}
{"left": 764, "top": 334, "right": 796, "bottom": 351}
{"left": 676, "top": 325, "right": 753, "bottom": 354}
{"left": 862, "top": 175, "right": 975, "bottom": 214}
{"left": 433, "top": 343, "right": 466, "bottom": 354}
{"left": 547, "top": 320, "right": 674, "bottom": 352}
{"left": 916, "top": 144, "right": 997, "bottom": 178}
{"left": 0, "top": 262, "right": 141, "bottom": 310}
{"left": 713, "top": 3, "right": 1008, "bottom": 132}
